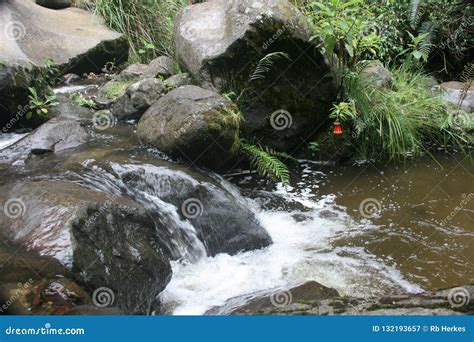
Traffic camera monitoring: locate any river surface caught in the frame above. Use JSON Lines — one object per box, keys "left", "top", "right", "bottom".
{"left": 1, "top": 127, "right": 472, "bottom": 316}
{"left": 161, "top": 154, "right": 473, "bottom": 315}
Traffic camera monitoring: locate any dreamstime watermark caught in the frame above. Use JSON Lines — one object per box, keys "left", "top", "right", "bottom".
{"left": 92, "top": 111, "right": 117, "bottom": 131}
{"left": 174, "top": 115, "right": 198, "bottom": 139}
{"left": 181, "top": 198, "right": 204, "bottom": 219}
{"left": 270, "top": 290, "right": 293, "bottom": 308}
{"left": 4, "top": 21, "right": 26, "bottom": 41}
{"left": 2, "top": 198, "right": 26, "bottom": 219}
{"left": 5, "top": 323, "right": 85, "bottom": 336}
{"left": 262, "top": 24, "right": 289, "bottom": 50}
{"left": 270, "top": 109, "right": 293, "bottom": 131}
{"left": 359, "top": 198, "right": 382, "bottom": 219}
{"left": 2, "top": 104, "right": 31, "bottom": 133}
{"left": 440, "top": 193, "right": 473, "bottom": 226}
{"left": 0, "top": 279, "right": 34, "bottom": 314}
{"left": 447, "top": 287, "right": 470, "bottom": 308}
{"left": 92, "top": 287, "right": 115, "bottom": 308}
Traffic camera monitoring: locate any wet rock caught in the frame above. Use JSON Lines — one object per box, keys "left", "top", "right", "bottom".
{"left": 361, "top": 61, "right": 394, "bottom": 89}
{"left": 174, "top": 0, "right": 337, "bottom": 151}
{"left": 0, "top": 0, "right": 128, "bottom": 126}
{"left": 207, "top": 281, "right": 340, "bottom": 315}
{"left": 0, "top": 180, "right": 172, "bottom": 313}
{"left": 36, "top": 0, "right": 72, "bottom": 9}
{"left": 0, "top": 117, "right": 87, "bottom": 163}
{"left": 112, "top": 161, "right": 273, "bottom": 258}
{"left": 0, "top": 242, "right": 89, "bottom": 315}
{"left": 50, "top": 94, "right": 94, "bottom": 122}
{"left": 112, "top": 78, "right": 166, "bottom": 120}
{"left": 137, "top": 85, "right": 240, "bottom": 169}
{"left": 208, "top": 282, "right": 474, "bottom": 315}
{"left": 93, "top": 96, "right": 115, "bottom": 110}
{"left": 164, "top": 73, "right": 194, "bottom": 89}
{"left": 439, "top": 81, "right": 474, "bottom": 113}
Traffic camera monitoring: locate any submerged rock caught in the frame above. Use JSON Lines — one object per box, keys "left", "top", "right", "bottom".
{"left": 0, "top": 181, "right": 172, "bottom": 313}
{"left": 174, "top": 0, "right": 337, "bottom": 151}
{"left": 137, "top": 85, "right": 241, "bottom": 169}
{"left": 112, "top": 78, "right": 166, "bottom": 120}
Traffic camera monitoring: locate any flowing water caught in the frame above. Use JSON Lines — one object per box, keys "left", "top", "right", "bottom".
{"left": 2, "top": 124, "right": 472, "bottom": 316}
{"left": 160, "top": 154, "right": 473, "bottom": 315}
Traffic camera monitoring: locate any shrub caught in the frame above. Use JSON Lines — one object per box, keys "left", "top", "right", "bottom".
{"left": 332, "top": 64, "right": 470, "bottom": 160}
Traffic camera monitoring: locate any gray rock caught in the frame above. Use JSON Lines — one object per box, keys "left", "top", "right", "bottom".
{"left": 137, "top": 85, "right": 241, "bottom": 169}
{"left": 50, "top": 94, "right": 94, "bottom": 122}
{"left": 36, "top": 0, "right": 72, "bottom": 9}
{"left": 116, "top": 63, "right": 149, "bottom": 81}
{"left": 361, "top": 61, "right": 394, "bottom": 89}
{"left": 174, "top": 0, "right": 337, "bottom": 151}
{"left": 0, "top": 180, "right": 172, "bottom": 314}
{"left": 142, "top": 56, "right": 175, "bottom": 79}
{"left": 207, "top": 282, "right": 474, "bottom": 316}
{"left": 0, "top": 117, "right": 88, "bottom": 163}
{"left": 0, "top": 0, "right": 128, "bottom": 126}
{"left": 164, "top": 73, "right": 193, "bottom": 89}
{"left": 439, "top": 81, "right": 474, "bottom": 113}
{"left": 112, "top": 78, "right": 166, "bottom": 120}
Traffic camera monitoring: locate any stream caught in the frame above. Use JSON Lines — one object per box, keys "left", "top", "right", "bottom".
{"left": 1, "top": 124, "right": 472, "bottom": 315}
{"left": 161, "top": 154, "right": 473, "bottom": 314}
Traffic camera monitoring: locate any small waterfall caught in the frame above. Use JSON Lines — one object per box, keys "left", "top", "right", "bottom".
{"left": 74, "top": 161, "right": 232, "bottom": 263}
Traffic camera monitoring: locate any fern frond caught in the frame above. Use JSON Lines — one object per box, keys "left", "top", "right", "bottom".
{"left": 249, "top": 52, "right": 291, "bottom": 82}
{"left": 241, "top": 142, "right": 290, "bottom": 186}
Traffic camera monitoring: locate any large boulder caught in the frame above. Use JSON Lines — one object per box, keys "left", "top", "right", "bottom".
{"left": 0, "top": 181, "right": 172, "bottom": 313}
{"left": 137, "top": 85, "right": 241, "bottom": 169}
{"left": 174, "top": 0, "right": 337, "bottom": 151}
{"left": 0, "top": 0, "right": 128, "bottom": 127}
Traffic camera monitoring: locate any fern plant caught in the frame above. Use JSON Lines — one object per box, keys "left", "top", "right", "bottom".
{"left": 240, "top": 142, "right": 291, "bottom": 186}
{"left": 248, "top": 52, "right": 291, "bottom": 82}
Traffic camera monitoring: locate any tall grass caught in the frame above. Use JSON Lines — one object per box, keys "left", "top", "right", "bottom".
{"left": 86, "top": 0, "right": 188, "bottom": 63}
{"left": 339, "top": 64, "right": 470, "bottom": 160}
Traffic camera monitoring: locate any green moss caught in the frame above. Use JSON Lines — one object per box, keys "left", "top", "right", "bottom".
{"left": 101, "top": 79, "right": 134, "bottom": 100}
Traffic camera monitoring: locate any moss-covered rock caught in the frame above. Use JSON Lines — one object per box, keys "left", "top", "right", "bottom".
{"left": 137, "top": 85, "right": 241, "bottom": 169}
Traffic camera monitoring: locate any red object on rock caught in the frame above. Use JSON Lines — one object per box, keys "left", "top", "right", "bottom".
{"left": 333, "top": 122, "right": 343, "bottom": 135}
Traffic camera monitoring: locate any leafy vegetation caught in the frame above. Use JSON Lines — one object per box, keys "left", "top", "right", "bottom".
{"left": 70, "top": 93, "right": 97, "bottom": 109}
{"left": 330, "top": 65, "right": 470, "bottom": 160}
{"left": 241, "top": 142, "right": 292, "bottom": 186}
{"left": 27, "top": 58, "right": 59, "bottom": 121}
{"left": 86, "top": 0, "right": 188, "bottom": 63}
{"left": 302, "top": 0, "right": 471, "bottom": 161}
